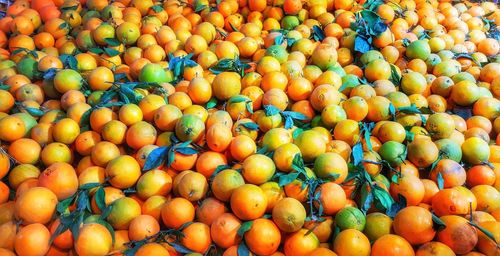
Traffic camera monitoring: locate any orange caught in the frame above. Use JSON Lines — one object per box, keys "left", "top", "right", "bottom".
{"left": 242, "top": 154, "right": 276, "bottom": 185}
{"left": 7, "top": 138, "right": 41, "bottom": 164}
{"left": 371, "top": 234, "right": 414, "bottom": 256}
{"left": 393, "top": 206, "right": 436, "bottom": 245}
{"left": 436, "top": 215, "right": 478, "bottom": 254}
{"left": 181, "top": 222, "right": 212, "bottom": 253}
{"left": 416, "top": 242, "right": 455, "bottom": 256}
{"left": 271, "top": 197, "right": 306, "bottom": 232}
{"left": 14, "top": 223, "right": 51, "bottom": 256}
{"left": 230, "top": 184, "right": 267, "bottom": 220}
{"left": 106, "top": 197, "right": 141, "bottom": 230}
{"left": 195, "top": 197, "right": 227, "bottom": 226}
{"left": 211, "top": 169, "right": 245, "bottom": 202}
{"left": 38, "top": 162, "right": 78, "bottom": 200}
{"left": 244, "top": 218, "right": 281, "bottom": 255}
{"left": 284, "top": 228, "right": 320, "bottom": 256}
{"left": 15, "top": 186, "right": 57, "bottom": 224}
{"left": 74, "top": 223, "right": 113, "bottom": 256}
{"left": 128, "top": 214, "right": 160, "bottom": 241}
{"left": 211, "top": 213, "right": 242, "bottom": 249}
{"left": 161, "top": 197, "right": 195, "bottom": 229}
{"left": 106, "top": 155, "right": 141, "bottom": 189}
{"left": 333, "top": 229, "right": 371, "bottom": 256}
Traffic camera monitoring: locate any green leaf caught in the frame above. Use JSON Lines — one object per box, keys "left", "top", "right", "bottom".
{"left": 360, "top": 191, "right": 374, "bottom": 214}
{"left": 388, "top": 103, "right": 396, "bottom": 120}
{"left": 210, "top": 164, "right": 232, "bottom": 179}
{"left": 61, "top": 5, "right": 79, "bottom": 11}
{"left": 432, "top": 213, "right": 446, "bottom": 231}
{"left": 95, "top": 187, "right": 106, "bottom": 211}
{"left": 386, "top": 194, "right": 407, "bottom": 218}
{"left": 352, "top": 143, "right": 363, "bottom": 166}
{"left": 95, "top": 219, "right": 116, "bottom": 244}
{"left": 229, "top": 22, "right": 239, "bottom": 32}
{"left": 372, "top": 184, "right": 394, "bottom": 210}
{"left": 237, "top": 221, "right": 253, "bottom": 237}
{"left": 291, "top": 154, "right": 306, "bottom": 174}
{"left": 228, "top": 95, "right": 250, "bottom": 103}
{"left": 89, "top": 47, "right": 104, "bottom": 54}
{"left": 240, "top": 122, "right": 259, "bottom": 130}
{"left": 206, "top": 98, "right": 217, "bottom": 109}
{"left": 311, "top": 25, "right": 325, "bottom": 41}
{"left": 278, "top": 172, "right": 300, "bottom": 186}
{"left": 151, "top": 5, "right": 164, "bottom": 12}
{"left": 166, "top": 147, "right": 176, "bottom": 167}
{"left": 245, "top": 101, "right": 254, "bottom": 114}
{"left": 390, "top": 65, "right": 401, "bottom": 85}
{"left": 49, "top": 218, "right": 70, "bottom": 244}
{"left": 263, "top": 104, "right": 281, "bottom": 116}
{"left": 469, "top": 222, "right": 498, "bottom": 244}
{"left": 79, "top": 182, "right": 101, "bottom": 190}
{"left": 436, "top": 171, "right": 444, "bottom": 190}
{"left": 397, "top": 104, "right": 421, "bottom": 114}
{"left": 405, "top": 130, "right": 415, "bottom": 142}
{"left": 25, "top": 107, "right": 45, "bottom": 117}
{"left": 104, "top": 38, "right": 121, "bottom": 47}
{"left": 57, "top": 197, "right": 74, "bottom": 214}
{"left": 103, "top": 48, "right": 120, "bottom": 57}
{"left": 237, "top": 242, "right": 251, "bottom": 256}
{"left": 175, "top": 147, "right": 198, "bottom": 155}
{"left": 100, "top": 205, "right": 112, "bottom": 220}
{"left": 143, "top": 146, "right": 169, "bottom": 171}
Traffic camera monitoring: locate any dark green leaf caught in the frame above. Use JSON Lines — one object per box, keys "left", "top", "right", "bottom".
{"left": 263, "top": 104, "right": 281, "bottom": 116}
{"left": 354, "top": 36, "right": 371, "bottom": 53}
{"left": 291, "top": 153, "right": 306, "bottom": 174}
{"left": 237, "top": 242, "right": 251, "bottom": 256}
{"left": 79, "top": 182, "right": 101, "bottom": 190}
{"left": 88, "top": 47, "right": 104, "bottom": 54}
{"left": 229, "top": 22, "right": 239, "bottom": 32}
{"left": 436, "top": 172, "right": 444, "bottom": 190}
{"left": 278, "top": 172, "right": 300, "bottom": 186}
{"left": 168, "top": 243, "right": 194, "bottom": 254}
{"left": 151, "top": 5, "right": 164, "bottom": 12}
{"left": 405, "top": 131, "right": 415, "bottom": 142}
{"left": 284, "top": 115, "right": 294, "bottom": 129}
{"left": 372, "top": 184, "right": 394, "bottom": 210}
{"left": 103, "top": 48, "right": 120, "bottom": 57}
{"left": 61, "top": 5, "right": 78, "bottom": 11}
{"left": 104, "top": 38, "right": 121, "bottom": 47}
{"left": 43, "top": 68, "right": 58, "bottom": 80}
{"left": 210, "top": 165, "right": 232, "bottom": 179}
{"left": 386, "top": 194, "right": 407, "bottom": 218}
{"left": 25, "top": 107, "right": 45, "bottom": 117}
{"left": 452, "top": 106, "right": 472, "bottom": 120}
{"left": 206, "top": 98, "right": 217, "bottom": 109}
{"left": 469, "top": 222, "right": 498, "bottom": 244}
{"left": 97, "top": 219, "right": 116, "bottom": 244}
{"left": 175, "top": 147, "right": 198, "bottom": 155}
{"left": 432, "top": 213, "right": 446, "bottom": 231}
{"left": 237, "top": 221, "right": 253, "bottom": 237}
{"left": 352, "top": 143, "right": 363, "bottom": 166}
{"left": 228, "top": 95, "right": 250, "bottom": 103}
{"left": 57, "top": 197, "right": 74, "bottom": 214}
{"left": 143, "top": 146, "right": 168, "bottom": 171}
{"left": 71, "top": 213, "right": 85, "bottom": 240}
{"left": 360, "top": 191, "right": 373, "bottom": 214}
{"left": 292, "top": 128, "right": 304, "bottom": 139}
{"left": 391, "top": 174, "right": 398, "bottom": 184}
{"left": 240, "top": 122, "right": 259, "bottom": 130}
{"left": 95, "top": 187, "right": 106, "bottom": 211}
{"left": 388, "top": 103, "right": 396, "bottom": 120}
{"left": 372, "top": 22, "right": 387, "bottom": 36}
{"left": 49, "top": 219, "right": 70, "bottom": 244}
{"left": 311, "top": 25, "right": 325, "bottom": 41}
{"left": 397, "top": 104, "right": 421, "bottom": 114}
{"left": 390, "top": 65, "right": 401, "bottom": 85}
{"left": 100, "top": 205, "right": 112, "bottom": 219}
{"left": 245, "top": 101, "right": 254, "bottom": 114}
{"left": 166, "top": 147, "right": 176, "bottom": 167}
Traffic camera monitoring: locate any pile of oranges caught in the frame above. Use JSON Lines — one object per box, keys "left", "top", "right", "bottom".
{"left": 0, "top": 0, "right": 499, "bottom": 255}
